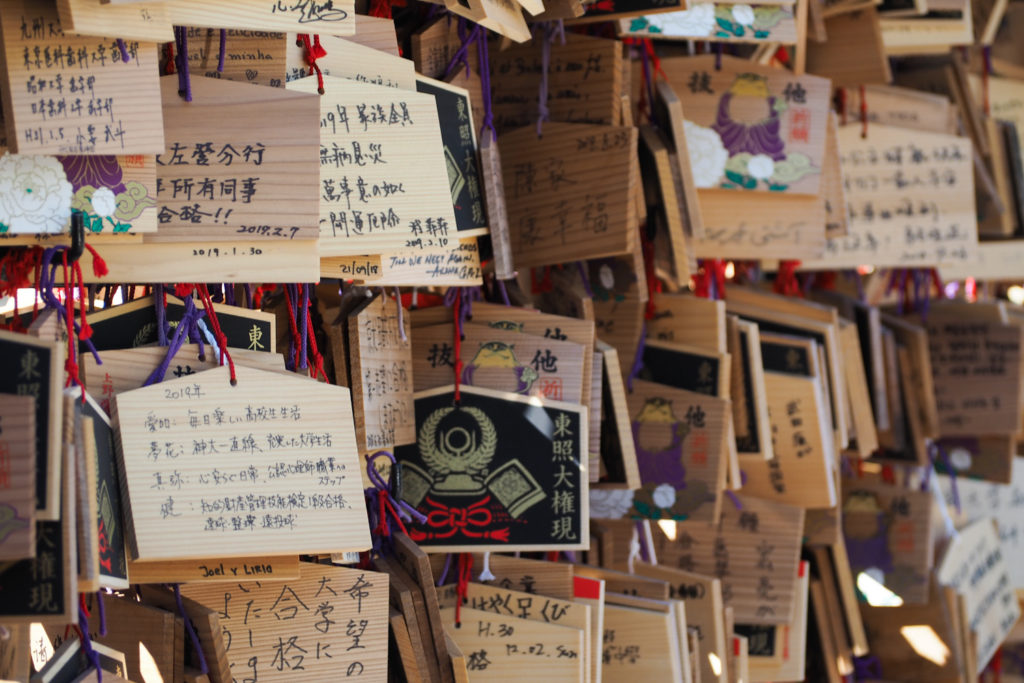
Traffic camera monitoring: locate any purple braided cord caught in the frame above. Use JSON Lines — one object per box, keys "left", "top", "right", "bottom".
{"left": 173, "top": 584, "right": 209, "bottom": 674}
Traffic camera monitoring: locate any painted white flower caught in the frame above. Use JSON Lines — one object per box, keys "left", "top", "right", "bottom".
{"left": 747, "top": 154, "right": 776, "bottom": 180}
{"left": 683, "top": 120, "right": 729, "bottom": 188}
{"left": 731, "top": 4, "right": 756, "bottom": 26}
{"left": 651, "top": 3, "right": 716, "bottom": 37}
{"left": 0, "top": 154, "right": 72, "bottom": 233}
{"left": 599, "top": 264, "right": 615, "bottom": 290}
{"left": 89, "top": 186, "right": 117, "bottom": 218}
{"left": 652, "top": 484, "right": 676, "bottom": 509}
{"left": 590, "top": 488, "right": 635, "bottom": 519}
{"left": 950, "top": 447, "right": 972, "bottom": 471}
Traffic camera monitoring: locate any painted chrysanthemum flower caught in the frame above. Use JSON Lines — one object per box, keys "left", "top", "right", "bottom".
{"left": 0, "top": 154, "right": 73, "bottom": 233}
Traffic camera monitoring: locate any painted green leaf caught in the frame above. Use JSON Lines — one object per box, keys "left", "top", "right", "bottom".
{"left": 629, "top": 16, "right": 649, "bottom": 30}
{"left": 725, "top": 169, "right": 746, "bottom": 184}
{"left": 716, "top": 16, "right": 732, "bottom": 30}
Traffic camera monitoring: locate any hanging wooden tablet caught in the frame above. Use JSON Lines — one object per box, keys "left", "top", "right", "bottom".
{"left": 186, "top": 28, "right": 288, "bottom": 88}
{"left": 0, "top": 436, "right": 76, "bottom": 624}
{"left": 600, "top": 601, "right": 684, "bottom": 682}
{"left": 638, "top": 125, "right": 692, "bottom": 282}
{"left": 83, "top": 345, "right": 288, "bottom": 415}
{"left": 0, "top": 330, "right": 62, "bottom": 520}
{"left": 287, "top": 76, "right": 456, "bottom": 257}
{"left": 802, "top": 124, "right": 977, "bottom": 269}
{"left": 500, "top": 122, "right": 638, "bottom": 268}
{"left": 0, "top": 393, "right": 34, "bottom": 561}
{"left": 285, "top": 33, "right": 417, "bottom": 90}
{"left": 633, "top": 563, "right": 729, "bottom": 683}
{"left": 155, "top": 75, "right": 319, "bottom": 243}
{"left": 657, "top": 494, "right": 804, "bottom": 625}
{"left": 412, "top": 322, "right": 587, "bottom": 403}
{"left": 639, "top": 339, "right": 731, "bottom": 398}
{"left": 416, "top": 76, "right": 489, "bottom": 237}
{"left": 663, "top": 55, "right": 828, "bottom": 196}
{"left": 725, "top": 299, "right": 848, "bottom": 451}
{"left": 841, "top": 477, "right": 933, "bottom": 604}
{"left": 648, "top": 293, "right": 727, "bottom": 352}
{"left": 167, "top": 0, "right": 356, "bottom": 35}
{"left": 397, "top": 385, "right": 588, "bottom": 552}
{"left": 351, "top": 15, "right": 401, "bottom": 55}
{"left": 733, "top": 319, "right": 774, "bottom": 460}
{"left": 740, "top": 334, "right": 837, "bottom": 508}
{"left": 595, "top": 340, "right": 642, "bottom": 489}
{"left": 624, "top": 378, "right": 727, "bottom": 523}
{"left": 72, "top": 406, "right": 100, "bottom": 591}
{"left": 69, "top": 238, "right": 319, "bottom": 284}
{"left": 56, "top": 0, "right": 174, "bottom": 43}
{"left": 838, "top": 320, "right": 879, "bottom": 455}
{"left": 927, "top": 319, "right": 1023, "bottom": 436}
{"left": 390, "top": 532, "right": 458, "bottom": 682}
{"left": 86, "top": 295, "right": 276, "bottom": 353}
{"left": 347, "top": 292, "right": 415, "bottom": 453}
{"left": 621, "top": 1, "right": 800, "bottom": 44}
{"left": 0, "top": 0, "right": 164, "bottom": 155}
{"left": 324, "top": 239, "right": 484, "bottom": 287}
{"left": 373, "top": 554, "right": 444, "bottom": 682}
{"left": 822, "top": 112, "right": 849, "bottom": 238}
{"left": 430, "top": 550, "right": 576, "bottom": 600}
{"left": 572, "top": 574, "right": 605, "bottom": 683}
{"left": 480, "top": 135, "right": 514, "bottom": 280}
{"left": 125, "top": 554, "right": 301, "bottom": 584}
{"left": 181, "top": 562, "right": 388, "bottom": 681}
{"left": 488, "top": 33, "right": 622, "bottom": 133}
{"left": 936, "top": 519, "right": 1020, "bottom": 674}
{"left": 437, "top": 581, "right": 594, "bottom": 682}
{"left": 113, "top": 365, "right": 370, "bottom": 560}
{"left": 879, "top": 0, "right": 973, "bottom": 54}
{"left": 0, "top": 148, "right": 158, "bottom": 237}
{"left": 859, "top": 577, "right": 963, "bottom": 681}
{"left": 881, "top": 313, "right": 939, "bottom": 439}
{"left": 440, "top": 606, "right": 585, "bottom": 678}
{"left": 939, "top": 459, "right": 1024, "bottom": 591}
{"left": 805, "top": 8, "right": 891, "bottom": 87}
{"left": 138, "top": 585, "right": 232, "bottom": 683}
{"left": 567, "top": 0, "right": 682, "bottom": 23}
{"left": 653, "top": 81, "right": 706, "bottom": 240}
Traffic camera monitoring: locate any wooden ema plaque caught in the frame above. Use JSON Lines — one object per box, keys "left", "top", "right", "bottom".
{"left": 155, "top": 74, "right": 319, "bottom": 242}
{"left": 926, "top": 319, "right": 1023, "bottom": 436}
{"left": 285, "top": 33, "right": 416, "bottom": 89}
{"left": 113, "top": 365, "right": 371, "bottom": 560}
{"left": 665, "top": 54, "right": 829, "bottom": 196}
{"left": 0, "top": 394, "right": 35, "bottom": 561}
{"left": 440, "top": 606, "right": 585, "bottom": 678}
{"left": 622, "top": 378, "right": 728, "bottom": 524}
{"left": 287, "top": 75, "right": 457, "bottom": 258}
{"left": 0, "top": 0, "right": 164, "bottom": 155}
{"left": 655, "top": 495, "right": 804, "bottom": 625}
{"left": 0, "top": 437, "right": 76, "bottom": 624}
{"left": 620, "top": 1, "right": 799, "bottom": 45}
{"left": 937, "top": 519, "right": 1020, "bottom": 674}
{"left": 416, "top": 75, "right": 489, "bottom": 237}
{"left": 487, "top": 33, "right": 622, "bottom": 133}
{"left": 841, "top": 477, "right": 933, "bottom": 604}
{"left": 186, "top": 27, "right": 288, "bottom": 88}
{"left": 802, "top": 124, "right": 977, "bottom": 269}
{"left": 397, "top": 385, "right": 589, "bottom": 552}
{"left": 0, "top": 329, "right": 63, "bottom": 521}
{"left": 181, "top": 562, "right": 388, "bottom": 681}
{"left": 412, "top": 321, "right": 587, "bottom": 403}
{"left": 501, "top": 122, "right": 638, "bottom": 269}
{"left": 164, "top": 0, "right": 356, "bottom": 34}
{"left": 0, "top": 149, "right": 158, "bottom": 237}
{"left": 437, "top": 581, "right": 593, "bottom": 682}
{"left": 347, "top": 292, "right": 415, "bottom": 453}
